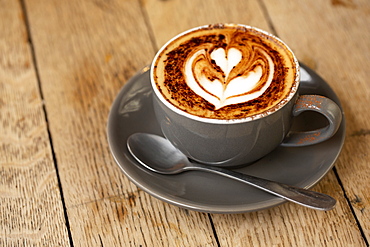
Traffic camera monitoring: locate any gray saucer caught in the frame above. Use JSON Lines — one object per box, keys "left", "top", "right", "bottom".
{"left": 107, "top": 64, "right": 345, "bottom": 213}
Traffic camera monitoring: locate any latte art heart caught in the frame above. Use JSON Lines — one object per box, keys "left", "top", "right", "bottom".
{"left": 185, "top": 47, "right": 274, "bottom": 109}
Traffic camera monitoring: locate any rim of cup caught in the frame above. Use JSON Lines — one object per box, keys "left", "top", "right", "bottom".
{"left": 150, "top": 23, "right": 300, "bottom": 124}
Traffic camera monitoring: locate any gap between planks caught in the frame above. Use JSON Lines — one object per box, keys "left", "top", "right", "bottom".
{"left": 333, "top": 167, "right": 369, "bottom": 246}
{"left": 19, "top": 0, "right": 75, "bottom": 246}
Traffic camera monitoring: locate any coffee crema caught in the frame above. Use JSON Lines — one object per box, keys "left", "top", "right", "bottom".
{"left": 152, "top": 24, "right": 299, "bottom": 120}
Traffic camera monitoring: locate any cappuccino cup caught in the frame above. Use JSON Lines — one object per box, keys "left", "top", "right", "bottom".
{"left": 150, "top": 24, "right": 342, "bottom": 167}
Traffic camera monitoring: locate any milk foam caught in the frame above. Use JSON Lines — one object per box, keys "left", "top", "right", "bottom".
{"left": 185, "top": 47, "right": 274, "bottom": 109}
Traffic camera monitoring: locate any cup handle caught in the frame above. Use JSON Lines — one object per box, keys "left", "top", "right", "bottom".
{"left": 281, "top": 95, "right": 342, "bottom": 147}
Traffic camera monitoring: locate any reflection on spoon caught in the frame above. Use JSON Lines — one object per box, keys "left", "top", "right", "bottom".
{"left": 127, "top": 133, "right": 336, "bottom": 211}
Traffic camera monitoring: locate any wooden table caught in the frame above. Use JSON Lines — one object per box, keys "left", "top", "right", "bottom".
{"left": 1, "top": 0, "right": 369, "bottom": 246}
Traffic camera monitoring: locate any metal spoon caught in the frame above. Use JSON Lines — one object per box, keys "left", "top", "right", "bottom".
{"left": 127, "top": 133, "right": 336, "bottom": 211}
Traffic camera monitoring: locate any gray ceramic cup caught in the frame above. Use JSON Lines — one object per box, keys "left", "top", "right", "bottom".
{"left": 150, "top": 25, "right": 342, "bottom": 168}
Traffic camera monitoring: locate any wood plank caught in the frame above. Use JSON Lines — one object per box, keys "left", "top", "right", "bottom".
{"left": 68, "top": 191, "right": 216, "bottom": 246}
{"left": 144, "top": 0, "right": 367, "bottom": 246}
{"left": 0, "top": 0, "right": 70, "bottom": 246}
{"left": 24, "top": 0, "right": 217, "bottom": 245}
{"left": 263, "top": 0, "right": 370, "bottom": 242}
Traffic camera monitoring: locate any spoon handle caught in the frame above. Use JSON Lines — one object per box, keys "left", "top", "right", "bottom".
{"left": 193, "top": 164, "right": 336, "bottom": 211}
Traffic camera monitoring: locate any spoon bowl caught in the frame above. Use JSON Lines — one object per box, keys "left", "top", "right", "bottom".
{"left": 127, "top": 133, "right": 189, "bottom": 174}
{"left": 127, "top": 133, "right": 336, "bottom": 211}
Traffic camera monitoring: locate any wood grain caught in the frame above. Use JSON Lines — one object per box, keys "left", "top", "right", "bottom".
{"left": 1, "top": 0, "right": 368, "bottom": 246}
{"left": 0, "top": 0, "right": 70, "bottom": 246}
{"left": 25, "top": 0, "right": 218, "bottom": 245}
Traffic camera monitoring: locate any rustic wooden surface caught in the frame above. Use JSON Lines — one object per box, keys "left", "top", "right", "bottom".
{"left": 0, "top": 0, "right": 369, "bottom": 246}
